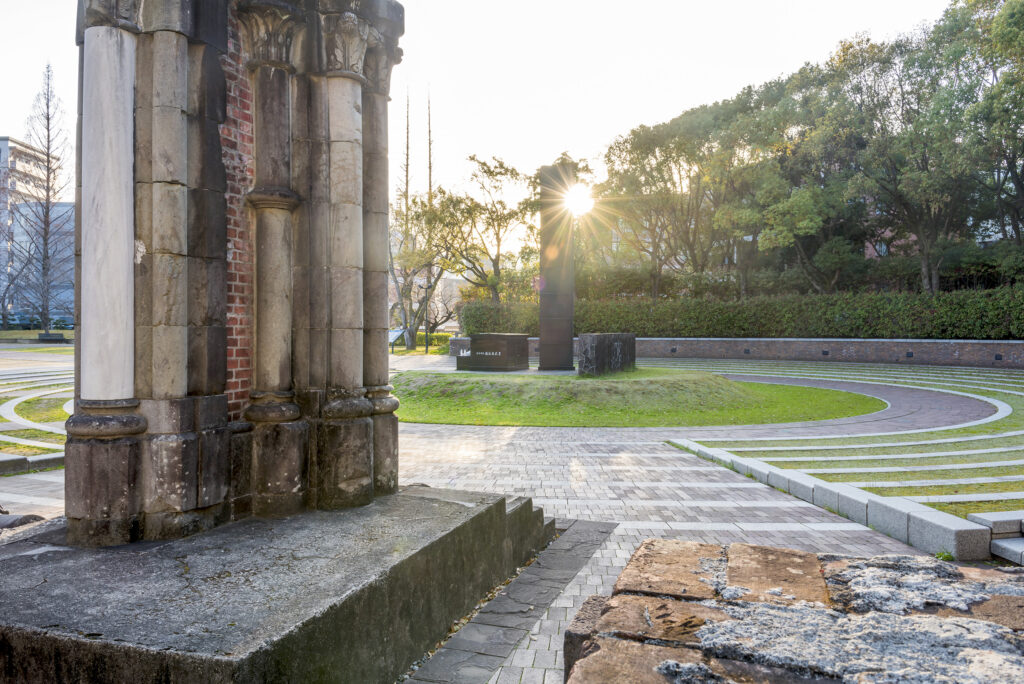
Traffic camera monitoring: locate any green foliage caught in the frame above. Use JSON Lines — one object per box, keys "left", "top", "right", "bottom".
{"left": 414, "top": 332, "right": 452, "bottom": 347}
{"left": 461, "top": 286, "right": 1024, "bottom": 339}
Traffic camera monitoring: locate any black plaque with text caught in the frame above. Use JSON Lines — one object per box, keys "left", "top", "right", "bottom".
{"left": 456, "top": 334, "right": 530, "bottom": 371}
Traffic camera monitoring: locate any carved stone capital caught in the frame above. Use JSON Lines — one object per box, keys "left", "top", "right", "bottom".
{"left": 364, "top": 41, "right": 402, "bottom": 96}
{"left": 238, "top": 1, "right": 305, "bottom": 71}
{"left": 321, "top": 11, "right": 372, "bottom": 77}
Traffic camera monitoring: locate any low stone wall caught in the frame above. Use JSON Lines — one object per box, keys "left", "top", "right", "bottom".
{"left": 450, "top": 337, "right": 1024, "bottom": 369}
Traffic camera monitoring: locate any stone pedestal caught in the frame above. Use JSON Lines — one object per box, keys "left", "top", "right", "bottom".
{"left": 0, "top": 489, "right": 554, "bottom": 684}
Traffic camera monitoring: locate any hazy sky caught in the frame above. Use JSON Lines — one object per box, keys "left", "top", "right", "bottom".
{"left": 0, "top": 0, "right": 952, "bottom": 199}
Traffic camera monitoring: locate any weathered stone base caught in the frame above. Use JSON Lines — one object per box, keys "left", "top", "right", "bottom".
{"left": 0, "top": 488, "right": 554, "bottom": 684}
{"left": 250, "top": 419, "right": 309, "bottom": 515}
{"left": 372, "top": 412, "right": 399, "bottom": 494}
{"left": 315, "top": 417, "right": 374, "bottom": 509}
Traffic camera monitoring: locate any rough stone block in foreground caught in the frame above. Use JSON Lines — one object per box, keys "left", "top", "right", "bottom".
{"left": 566, "top": 539, "right": 1024, "bottom": 682}
{"left": 0, "top": 488, "right": 548, "bottom": 683}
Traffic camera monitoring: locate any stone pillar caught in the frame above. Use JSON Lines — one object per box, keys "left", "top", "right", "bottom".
{"left": 315, "top": 10, "right": 374, "bottom": 509}
{"left": 238, "top": 2, "right": 309, "bottom": 515}
{"left": 363, "top": 36, "right": 402, "bottom": 494}
{"left": 66, "top": 16, "right": 148, "bottom": 546}
{"left": 538, "top": 164, "right": 576, "bottom": 371}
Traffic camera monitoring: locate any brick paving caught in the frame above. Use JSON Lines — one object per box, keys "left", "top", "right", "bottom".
{"left": 399, "top": 425, "right": 918, "bottom": 684}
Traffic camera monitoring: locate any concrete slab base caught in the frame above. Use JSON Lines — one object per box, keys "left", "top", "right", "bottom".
{"left": 0, "top": 487, "right": 553, "bottom": 683}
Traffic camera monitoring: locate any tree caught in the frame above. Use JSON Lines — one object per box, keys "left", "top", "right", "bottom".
{"left": 835, "top": 32, "right": 982, "bottom": 293}
{"left": 438, "top": 156, "right": 531, "bottom": 303}
{"left": 388, "top": 97, "right": 449, "bottom": 349}
{"left": 600, "top": 125, "right": 686, "bottom": 299}
{"left": 11, "top": 65, "right": 74, "bottom": 331}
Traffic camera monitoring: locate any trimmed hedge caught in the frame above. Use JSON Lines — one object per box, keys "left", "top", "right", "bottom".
{"left": 413, "top": 332, "right": 452, "bottom": 346}
{"left": 460, "top": 287, "right": 1024, "bottom": 340}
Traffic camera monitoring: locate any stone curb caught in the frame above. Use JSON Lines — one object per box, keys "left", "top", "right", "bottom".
{"left": 0, "top": 453, "right": 64, "bottom": 477}
{"left": 672, "top": 439, "right": 993, "bottom": 561}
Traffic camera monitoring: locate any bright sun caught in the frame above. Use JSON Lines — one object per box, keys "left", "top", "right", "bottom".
{"left": 564, "top": 184, "right": 594, "bottom": 216}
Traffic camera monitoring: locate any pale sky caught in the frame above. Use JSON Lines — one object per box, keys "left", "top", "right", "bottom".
{"left": 0, "top": 0, "right": 952, "bottom": 200}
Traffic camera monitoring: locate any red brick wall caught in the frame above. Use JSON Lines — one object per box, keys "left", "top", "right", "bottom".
{"left": 220, "top": 6, "right": 254, "bottom": 421}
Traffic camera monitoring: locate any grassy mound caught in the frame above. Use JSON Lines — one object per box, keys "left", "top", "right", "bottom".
{"left": 392, "top": 368, "right": 885, "bottom": 427}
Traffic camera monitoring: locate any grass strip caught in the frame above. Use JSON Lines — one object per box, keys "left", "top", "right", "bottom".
{"left": 764, "top": 450, "right": 1024, "bottom": 470}
{"left": 820, "top": 464, "right": 1024, "bottom": 483}
{"left": 16, "top": 397, "right": 72, "bottom": 424}
{"left": 929, "top": 500, "right": 1024, "bottom": 517}
{"left": 393, "top": 368, "right": 885, "bottom": 427}
{"left": 2, "top": 429, "right": 65, "bottom": 445}
{"left": 0, "top": 443, "right": 60, "bottom": 457}
{"left": 863, "top": 480, "right": 1024, "bottom": 496}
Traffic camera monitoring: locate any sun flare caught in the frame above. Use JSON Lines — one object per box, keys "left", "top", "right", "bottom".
{"left": 564, "top": 184, "right": 594, "bottom": 216}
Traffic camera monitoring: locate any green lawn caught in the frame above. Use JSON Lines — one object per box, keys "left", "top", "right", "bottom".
{"left": 930, "top": 500, "right": 1024, "bottom": 517}
{"left": 10, "top": 346, "right": 74, "bottom": 354}
{"left": 0, "top": 329, "right": 74, "bottom": 339}
{"left": 17, "top": 397, "right": 72, "bottom": 423}
{"left": 864, "top": 480, "right": 1024, "bottom": 497}
{"left": 392, "top": 368, "right": 885, "bottom": 427}
{"left": 822, "top": 464, "right": 1024, "bottom": 483}
{"left": 3, "top": 428, "right": 66, "bottom": 445}
{"left": 390, "top": 345, "right": 450, "bottom": 357}
{"left": 0, "top": 443, "right": 60, "bottom": 457}
{"left": 763, "top": 450, "right": 1024, "bottom": 470}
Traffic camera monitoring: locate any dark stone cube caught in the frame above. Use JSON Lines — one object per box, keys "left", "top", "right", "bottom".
{"left": 578, "top": 334, "right": 636, "bottom": 377}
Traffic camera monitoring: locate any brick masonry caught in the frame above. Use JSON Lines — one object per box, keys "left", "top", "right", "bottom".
{"left": 451, "top": 337, "right": 1024, "bottom": 369}
{"left": 219, "top": 8, "right": 255, "bottom": 422}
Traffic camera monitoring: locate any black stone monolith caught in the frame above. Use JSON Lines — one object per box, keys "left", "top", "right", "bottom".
{"left": 538, "top": 164, "right": 575, "bottom": 371}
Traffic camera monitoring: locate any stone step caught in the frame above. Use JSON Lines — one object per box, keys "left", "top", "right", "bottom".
{"left": 502, "top": 496, "right": 556, "bottom": 576}
{"left": 967, "top": 510, "right": 1024, "bottom": 540}
{"left": 991, "top": 537, "right": 1024, "bottom": 565}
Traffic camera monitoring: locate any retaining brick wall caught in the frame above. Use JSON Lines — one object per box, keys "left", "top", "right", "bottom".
{"left": 450, "top": 337, "right": 1024, "bottom": 369}
{"left": 220, "top": 6, "right": 255, "bottom": 421}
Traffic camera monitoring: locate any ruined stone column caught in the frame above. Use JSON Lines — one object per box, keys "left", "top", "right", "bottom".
{"left": 315, "top": 9, "right": 374, "bottom": 508}
{"left": 362, "top": 30, "right": 402, "bottom": 494}
{"left": 66, "top": 10, "right": 147, "bottom": 546}
{"left": 238, "top": 2, "right": 309, "bottom": 515}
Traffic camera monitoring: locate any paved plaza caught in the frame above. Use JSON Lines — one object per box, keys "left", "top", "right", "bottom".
{"left": 3, "top": 351, "right": 1022, "bottom": 683}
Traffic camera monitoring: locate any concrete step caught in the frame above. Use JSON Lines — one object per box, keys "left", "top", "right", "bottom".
{"left": 991, "top": 537, "right": 1024, "bottom": 565}
{"left": 503, "top": 496, "right": 557, "bottom": 575}
{"left": 967, "top": 510, "right": 1024, "bottom": 539}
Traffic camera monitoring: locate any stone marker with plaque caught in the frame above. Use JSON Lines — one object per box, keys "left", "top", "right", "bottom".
{"left": 457, "top": 334, "right": 530, "bottom": 372}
